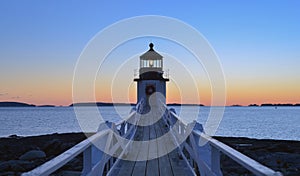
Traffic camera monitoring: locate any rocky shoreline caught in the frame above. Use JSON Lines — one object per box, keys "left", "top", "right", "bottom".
{"left": 0, "top": 133, "right": 299, "bottom": 175}
{"left": 214, "top": 136, "right": 300, "bottom": 176}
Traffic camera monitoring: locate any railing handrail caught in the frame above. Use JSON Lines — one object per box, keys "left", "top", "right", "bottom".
{"left": 115, "top": 110, "right": 136, "bottom": 126}
{"left": 193, "top": 131, "right": 282, "bottom": 176}
{"left": 22, "top": 129, "right": 110, "bottom": 176}
{"left": 22, "top": 104, "right": 141, "bottom": 176}
{"left": 166, "top": 106, "right": 282, "bottom": 176}
{"left": 134, "top": 68, "right": 169, "bottom": 79}
{"left": 169, "top": 111, "right": 188, "bottom": 126}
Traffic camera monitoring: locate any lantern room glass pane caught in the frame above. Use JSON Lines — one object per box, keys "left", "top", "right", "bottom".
{"left": 140, "top": 59, "right": 163, "bottom": 68}
{"left": 149, "top": 60, "right": 154, "bottom": 67}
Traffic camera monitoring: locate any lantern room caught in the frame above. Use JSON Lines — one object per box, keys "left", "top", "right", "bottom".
{"left": 140, "top": 43, "right": 163, "bottom": 72}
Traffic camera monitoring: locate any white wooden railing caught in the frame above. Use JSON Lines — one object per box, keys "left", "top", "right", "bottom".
{"left": 163, "top": 105, "right": 283, "bottom": 176}
{"left": 23, "top": 99, "right": 282, "bottom": 176}
{"left": 22, "top": 100, "right": 144, "bottom": 176}
{"left": 22, "top": 129, "right": 110, "bottom": 176}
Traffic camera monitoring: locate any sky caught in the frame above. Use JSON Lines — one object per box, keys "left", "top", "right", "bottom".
{"left": 0, "top": 0, "right": 300, "bottom": 106}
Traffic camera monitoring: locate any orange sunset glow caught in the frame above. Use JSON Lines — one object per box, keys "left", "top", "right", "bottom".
{"left": 1, "top": 2, "right": 299, "bottom": 107}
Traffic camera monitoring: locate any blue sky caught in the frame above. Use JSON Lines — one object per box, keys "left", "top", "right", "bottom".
{"left": 0, "top": 0, "right": 300, "bottom": 105}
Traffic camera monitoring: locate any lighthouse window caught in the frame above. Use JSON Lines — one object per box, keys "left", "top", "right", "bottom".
{"left": 140, "top": 59, "right": 163, "bottom": 68}
{"left": 157, "top": 60, "right": 161, "bottom": 67}
{"left": 149, "top": 60, "right": 154, "bottom": 67}
{"left": 141, "top": 60, "right": 147, "bottom": 68}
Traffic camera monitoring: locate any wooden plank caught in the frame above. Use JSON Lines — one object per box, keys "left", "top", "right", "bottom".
{"left": 146, "top": 123, "right": 159, "bottom": 176}
{"left": 158, "top": 117, "right": 196, "bottom": 176}
{"left": 168, "top": 148, "right": 196, "bottom": 176}
{"left": 112, "top": 126, "right": 144, "bottom": 176}
{"left": 146, "top": 159, "right": 159, "bottom": 176}
{"left": 108, "top": 125, "right": 144, "bottom": 176}
{"left": 110, "top": 119, "right": 149, "bottom": 175}
{"left": 107, "top": 167, "right": 120, "bottom": 176}
{"left": 110, "top": 112, "right": 195, "bottom": 176}
{"left": 155, "top": 120, "right": 173, "bottom": 176}
{"left": 148, "top": 125, "right": 158, "bottom": 159}
{"left": 116, "top": 160, "right": 135, "bottom": 176}
{"left": 162, "top": 116, "right": 196, "bottom": 176}
{"left": 132, "top": 163, "right": 146, "bottom": 176}
{"left": 132, "top": 125, "right": 150, "bottom": 176}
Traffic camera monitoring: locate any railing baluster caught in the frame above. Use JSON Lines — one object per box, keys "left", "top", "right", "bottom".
{"left": 120, "top": 122, "right": 125, "bottom": 136}
{"left": 82, "top": 145, "right": 92, "bottom": 175}
{"left": 109, "top": 157, "right": 114, "bottom": 169}
{"left": 211, "top": 146, "right": 222, "bottom": 176}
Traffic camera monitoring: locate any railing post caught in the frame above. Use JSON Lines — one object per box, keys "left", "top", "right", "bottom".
{"left": 109, "top": 157, "right": 114, "bottom": 171}
{"left": 120, "top": 122, "right": 125, "bottom": 136}
{"left": 127, "top": 123, "right": 131, "bottom": 133}
{"left": 82, "top": 145, "right": 92, "bottom": 175}
{"left": 181, "top": 123, "right": 185, "bottom": 134}
{"left": 211, "top": 146, "right": 222, "bottom": 176}
{"left": 169, "top": 108, "right": 177, "bottom": 126}
{"left": 112, "top": 123, "right": 116, "bottom": 132}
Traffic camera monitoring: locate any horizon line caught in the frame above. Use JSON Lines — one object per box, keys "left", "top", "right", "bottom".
{"left": 1, "top": 101, "right": 300, "bottom": 107}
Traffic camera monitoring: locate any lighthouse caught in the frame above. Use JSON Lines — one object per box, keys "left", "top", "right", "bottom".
{"left": 134, "top": 43, "right": 169, "bottom": 106}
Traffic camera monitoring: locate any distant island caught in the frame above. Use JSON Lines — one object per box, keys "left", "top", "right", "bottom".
{"left": 229, "top": 103, "right": 300, "bottom": 107}
{"left": 231, "top": 104, "right": 242, "bottom": 107}
{"left": 0, "top": 101, "right": 205, "bottom": 107}
{"left": 37, "top": 105, "right": 56, "bottom": 107}
{"left": 0, "top": 102, "right": 55, "bottom": 107}
{"left": 167, "top": 103, "right": 205, "bottom": 106}
{"left": 0, "top": 102, "right": 36, "bottom": 107}
{"left": 70, "top": 102, "right": 135, "bottom": 107}
{"left": 248, "top": 104, "right": 259, "bottom": 106}
{"left": 260, "top": 103, "right": 300, "bottom": 107}
{"left": 70, "top": 102, "right": 205, "bottom": 107}
{"left": 1, "top": 101, "right": 300, "bottom": 107}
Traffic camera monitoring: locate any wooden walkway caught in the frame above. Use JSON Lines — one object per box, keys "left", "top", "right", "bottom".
{"left": 107, "top": 112, "right": 196, "bottom": 176}
{"left": 22, "top": 104, "right": 283, "bottom": 176}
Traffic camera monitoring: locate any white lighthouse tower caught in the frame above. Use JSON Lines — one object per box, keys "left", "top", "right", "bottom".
{"left": 134, "top": 43, "right": 169, "bottom": 106}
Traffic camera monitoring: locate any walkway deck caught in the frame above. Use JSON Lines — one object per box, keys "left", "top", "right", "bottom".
{"left": 107, "top": 111, "right": 196, "bottom": 176}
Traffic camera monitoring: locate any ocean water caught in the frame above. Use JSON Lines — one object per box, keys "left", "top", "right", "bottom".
{"left": 0, "top": 106, "right": 299, "bottom": 140}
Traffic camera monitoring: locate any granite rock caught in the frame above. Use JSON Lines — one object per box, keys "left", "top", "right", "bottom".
{"left": 19, "top": 150, "right": 46, "bottom": 161}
